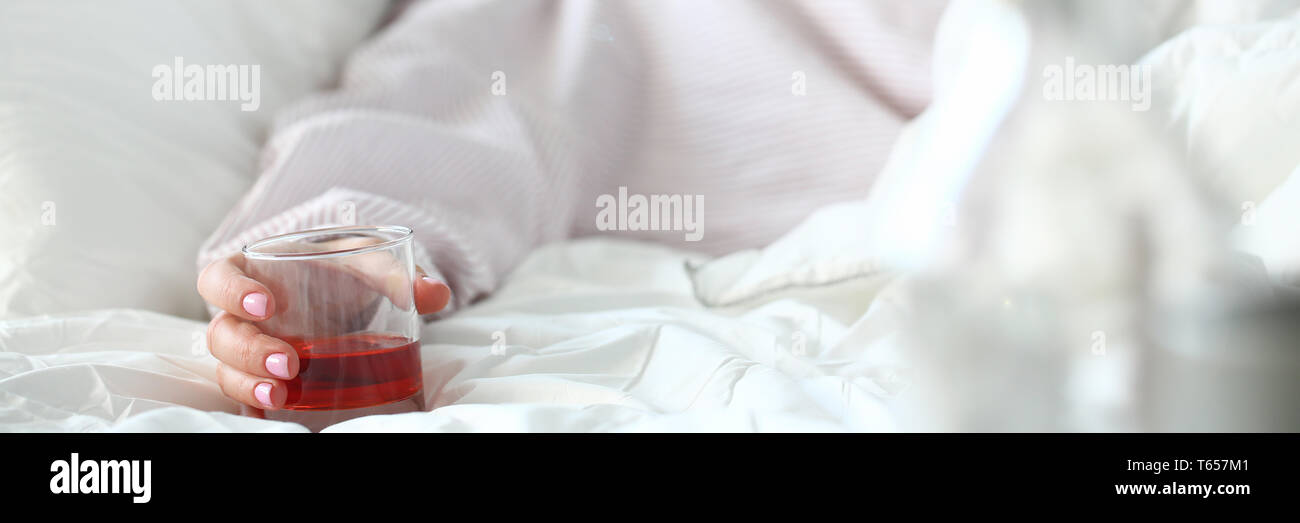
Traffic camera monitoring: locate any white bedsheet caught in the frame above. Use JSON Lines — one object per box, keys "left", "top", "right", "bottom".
{"left": 0, "top": 238, "right": 897, "bottom": 432}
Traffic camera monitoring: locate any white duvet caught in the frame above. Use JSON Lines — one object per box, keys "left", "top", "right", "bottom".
{"left": 0, "top": 236, "right": 899, "bottom": 433}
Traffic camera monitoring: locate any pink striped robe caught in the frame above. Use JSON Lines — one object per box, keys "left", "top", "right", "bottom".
{"left": 198, "top": 0, "right": 944, "bottom": 313}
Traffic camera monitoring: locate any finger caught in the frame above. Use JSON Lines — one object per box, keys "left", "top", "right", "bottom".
{"left": 323, "top": 247, "right": 415, "bottom": 310}
{"left": 335, "top": 250, "right": 435, "bottom": 313}
{"left": 414, "top": 266, "right": 451, "bottom": 315}
{"left": 197, "top": 253, "right": 276, "bottom": 321}
{"left": 215, "top": 362, "right": 287, "bottom": 410}
{"left": 207, "top": 312, "right": 299, "bottom": 380}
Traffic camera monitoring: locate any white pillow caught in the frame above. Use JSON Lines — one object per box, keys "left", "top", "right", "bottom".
{"left": 0, "top": 0, "right": 388, "bottom": 320}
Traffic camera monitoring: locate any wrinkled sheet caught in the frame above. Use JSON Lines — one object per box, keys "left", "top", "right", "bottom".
{"left": 0, "top": 238, "right": 896, "bottom": 432}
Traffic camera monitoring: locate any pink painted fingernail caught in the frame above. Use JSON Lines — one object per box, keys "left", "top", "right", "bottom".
{"left": 242, "top": 292, "right": 268, "bottom": 317}
{"left": 253, "top": 383, "right": 274, "bottom": 408}
{"left": 265, "top": 353, "right": 290, "bottom": 379}
{"left": 421, "top": 276, "right": 442, "bottom": 285}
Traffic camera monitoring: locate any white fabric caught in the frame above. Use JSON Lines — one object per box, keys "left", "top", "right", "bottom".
{"left": 877, "top": 3, "right": 1300, "bottom": 431}
{"left": 1137, "top": 11, "right": 1300, "bottom": 285}
{"left": 0, "top": 0, "right": 389, "bottom": 320}
{"left": 1233, "top": 164, "right": 1300, "bottom": 286}
{"left": 0, "top": 237, "right": 896, "bottom": 432}
{"left": 1141, "top": 10, "right": 1300, "bottom": 206}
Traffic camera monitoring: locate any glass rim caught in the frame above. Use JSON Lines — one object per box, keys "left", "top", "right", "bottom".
{"left": 241, "top": 225, "right": 413, "bottom": 261}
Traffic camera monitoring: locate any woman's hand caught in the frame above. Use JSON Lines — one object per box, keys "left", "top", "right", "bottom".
{"left": 196, "top": 251, "right": 451, "bottom": 411}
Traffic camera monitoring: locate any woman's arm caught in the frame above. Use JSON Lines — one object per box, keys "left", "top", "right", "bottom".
{"left": 197, "top": 5, "right": 594, "bottom": 314}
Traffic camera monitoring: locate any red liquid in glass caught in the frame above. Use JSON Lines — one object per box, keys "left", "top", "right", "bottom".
{"left": 280, "top": 333, "right": 423, "bottom": 411}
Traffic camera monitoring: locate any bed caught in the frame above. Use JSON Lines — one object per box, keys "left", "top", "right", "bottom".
{"left": 2, "top": 0, "right": 1298, "bottom": 432}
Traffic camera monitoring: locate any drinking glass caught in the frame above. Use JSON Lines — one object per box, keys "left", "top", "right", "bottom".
{"left": 242, "top": 225, "right": 423, "bottom": 428}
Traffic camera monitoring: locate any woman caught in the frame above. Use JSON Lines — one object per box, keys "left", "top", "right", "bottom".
{"left": 196, "top": 0, "right": 945, "bottom": 411}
